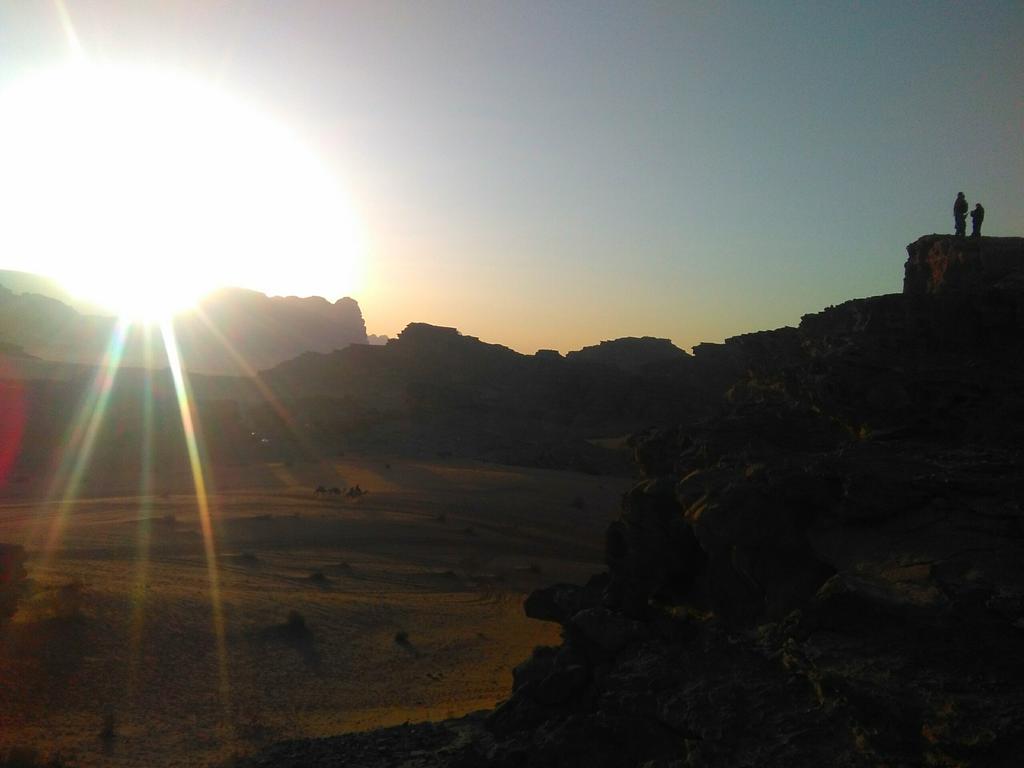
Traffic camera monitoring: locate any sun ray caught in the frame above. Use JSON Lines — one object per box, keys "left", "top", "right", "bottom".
{"left": 52, "top": 0, "right": 84, "bottom": 59}
{"left": 158, "top": 319, "right": 231, "bottom": 721}
{"left": 34, "top": 319, "right": 130, "bottom": 566}
{"left": 126, "top": 334, "right": 157, "bottom": 706}
{"left": 189, "top": 307, "right": 344, "bottom": 483}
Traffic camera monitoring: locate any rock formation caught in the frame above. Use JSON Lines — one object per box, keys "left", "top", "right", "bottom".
{"left": 565, "top": 337, "right": 690, "bottom": 373}
{"left": 258, "top": 322, "right": 709, "bottom": 471}
{"left": 904, "top": 234, "right": 1024, "bottom": 294}
{"left": 179, "top": 287, "right": 369, "bottom": 372}
{"left": 242, "top": 235, "right": 1024, "bottom": 767}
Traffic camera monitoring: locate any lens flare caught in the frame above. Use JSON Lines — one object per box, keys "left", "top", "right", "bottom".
{"left": 0, "top": 364, "right": 26, "bottom": 490}
{"left": 190, "top": 306, "right": 332, "bottom": 465}
{"left": 39, "top": 320, "right": 129, "bottom": 562}
{"left": 126, "top": 337, "right": 157, "bottom": 705}
{"left": 159, "top": 319, "right": 231, "bottom": 713}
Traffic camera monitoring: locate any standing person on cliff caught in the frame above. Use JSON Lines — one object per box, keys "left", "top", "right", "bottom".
{"left": 970, "top": 203, "right": 985, "bottom": 237}
{"left": 954, "top": 192, "right": 968, "bottom": 236}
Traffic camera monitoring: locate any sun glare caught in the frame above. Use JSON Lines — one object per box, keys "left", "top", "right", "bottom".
{"left": 0, "top": 61, "right": 361, "bottom": 320}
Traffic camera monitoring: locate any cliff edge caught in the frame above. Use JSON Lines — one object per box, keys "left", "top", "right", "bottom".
{"left": 904, "top": 234, "right": 1024, "bottom": 295}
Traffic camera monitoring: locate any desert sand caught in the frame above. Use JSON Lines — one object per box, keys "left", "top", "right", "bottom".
{"left": 0, "top": 456, "right": 630, "bottom": 767}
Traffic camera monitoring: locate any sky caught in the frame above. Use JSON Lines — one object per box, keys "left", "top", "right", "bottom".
{"left": 0, "top": 1, "right": 1021, "bottom": 352}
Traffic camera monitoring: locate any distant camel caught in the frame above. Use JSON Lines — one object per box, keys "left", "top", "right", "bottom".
{"left": 329, "top": 487, "right": 342, "bottom": 495}
{"left": 314, "top": 486, "right": 327, "bottom": 496}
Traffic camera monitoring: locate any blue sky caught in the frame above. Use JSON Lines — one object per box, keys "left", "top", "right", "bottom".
{"left": 1, "top": 2, "right": 1021, "bottom": 351}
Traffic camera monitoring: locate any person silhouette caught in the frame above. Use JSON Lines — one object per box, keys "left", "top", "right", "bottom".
{"left": 970, "top": 203, "right": 985, "bottom": 237}
{"left": 954, "top": 192, "right": 968, "bottom": 237}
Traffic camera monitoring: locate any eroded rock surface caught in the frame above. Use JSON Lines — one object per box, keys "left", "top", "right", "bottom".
{"left": 904, "top": 234, "right": 1024, "bottom": 294}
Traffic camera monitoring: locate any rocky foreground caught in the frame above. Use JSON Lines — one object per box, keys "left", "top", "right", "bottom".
{"left": 241, "top": 235, "right": 1024, "bottom": 767}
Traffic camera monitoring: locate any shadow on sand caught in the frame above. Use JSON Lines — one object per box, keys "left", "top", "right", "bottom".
{"left": 258, "top": 611, "right": 322, "bottom": 670}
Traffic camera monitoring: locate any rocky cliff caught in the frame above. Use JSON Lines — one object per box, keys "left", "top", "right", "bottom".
{"left": 904, "top": 234, "right": 1024, "bottom": 295}
{"left": 178, "top": 287, "right": 369, "bottom": 373}
{"left": 243, "top": 235, "right": 1024, "bottom": 767}
{"left": 258, "top": 322, "right": 711, "bottom": 471}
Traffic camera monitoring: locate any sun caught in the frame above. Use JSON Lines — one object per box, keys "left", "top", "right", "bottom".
{"left": 0, "top": 61, "right": 362, "bottom": 321}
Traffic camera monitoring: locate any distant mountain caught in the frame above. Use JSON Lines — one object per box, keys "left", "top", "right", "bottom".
{"left": 564, "top": 336, "right": 689, "bottom": 372}
{"left": 0, "top": 279, "right": 368, "bottom": 375}
{"left": 255, "top": 322, "right": 710, "bottom": 471}
{"left": 0, "top": 269, "right": 113, "bottom": 316}
{"left": 0, "top": 341, "right": 32, "bottom": 358}
{"left": 180, "top": 287, "right": 368, "bottom": 373}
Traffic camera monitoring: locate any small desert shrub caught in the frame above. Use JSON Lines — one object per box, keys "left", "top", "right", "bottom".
{"left": 265, "top": 609, "right": 312, "bottom": 645}
{"left": 394, "top": 630, "right": 409, "bottom": 645}
{"left": 99, "top": 712, "right": 116, "bottom": 741}
{"left": 309, "top": 571, "right": 328, "bottom": 585}
{"left": 54, "top": 580, "right": 85, "bottom": 620}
